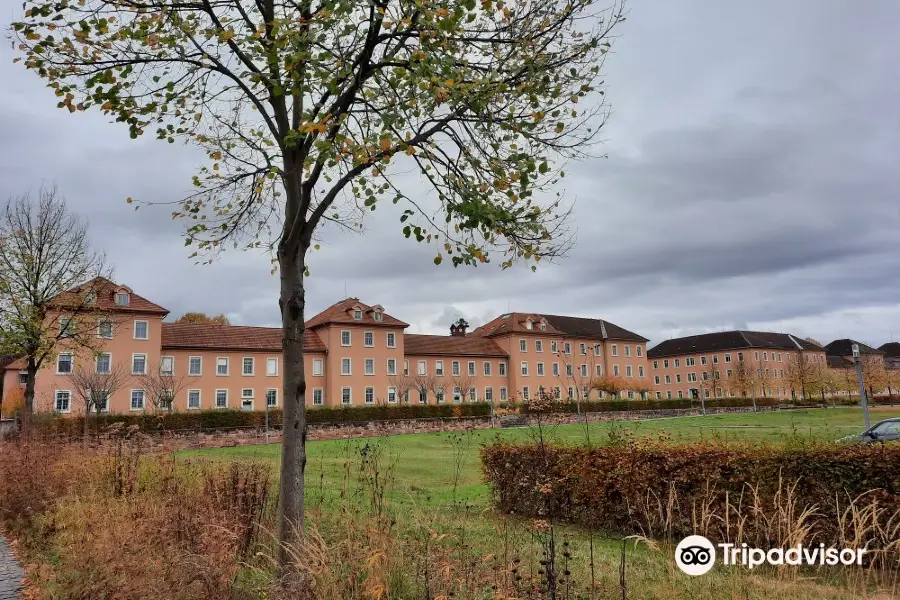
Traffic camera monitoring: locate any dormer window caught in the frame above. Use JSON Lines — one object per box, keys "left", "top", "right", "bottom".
{"left": 373, "top": 311, "right": 383, "bottom": 322}
{"left": 84, "top": 291, "right": 96, "bottom": 305}
{"left": 525, "top": 320, "right": 533, "bottom": 330}
{"left": 115, "top": 292, "right": 130, "bottom": 306}
{"left": 353, "top": 310, "right": 362, "bottom": 320}
{"left": 540, "top": 322, "right": 547, "bottom": 331}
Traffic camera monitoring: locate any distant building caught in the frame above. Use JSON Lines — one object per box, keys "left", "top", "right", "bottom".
{"left": 879, "top": 343, "right": 900, "bottom": 370}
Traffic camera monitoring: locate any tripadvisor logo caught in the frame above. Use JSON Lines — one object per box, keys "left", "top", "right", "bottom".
{"left": 675, "top": 536, "right": 867, "bottom": 576}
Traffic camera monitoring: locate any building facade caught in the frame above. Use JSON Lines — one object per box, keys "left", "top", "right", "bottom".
{"left": 2, "top": 280, "right": 652, "bottom": 414}
{"left": 647, "top": 331, "right": 827, "bottom": 400}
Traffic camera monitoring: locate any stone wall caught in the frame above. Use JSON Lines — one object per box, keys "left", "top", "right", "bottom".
{"left": 145, "top": 405, "right": 782, "bottom": 452}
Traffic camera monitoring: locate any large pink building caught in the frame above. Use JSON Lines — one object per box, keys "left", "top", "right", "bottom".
{"left": 2, "top": 279, "right": 652, "bottom": 414}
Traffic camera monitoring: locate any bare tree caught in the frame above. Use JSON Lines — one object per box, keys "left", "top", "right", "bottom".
{"left": 14, "top": 0, "right": 626, "bottom": 560}
{"left": 140, "top": 358, "right": 191, "bottom": 414}
{"left": 727, "top": 356, "right": 756, "bottom": 411}
{"left": 71, "top": 360, "right": 131, "bottom": 447}
{"left": 449, "top": 374, "right": 477, "bottom": 403}
{"left": 388, "top": 374, "right": 417, "bottom": 405}
{"left": 0, "top": 187, "right": 113, "bottom": 431}
{"left": 411, "top": 374, "right": 439, "bottom": 405}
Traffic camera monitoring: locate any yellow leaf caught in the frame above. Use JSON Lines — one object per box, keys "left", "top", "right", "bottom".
{"left": 220, "top": 29, "right": 235, "bottom": 42}
{"left": 379, "top": 138, "right": 391, "bottom": 153}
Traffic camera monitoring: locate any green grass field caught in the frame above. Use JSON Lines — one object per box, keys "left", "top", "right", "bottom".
{"left": 180, "top": 407, "right": 900, "bottom": 599}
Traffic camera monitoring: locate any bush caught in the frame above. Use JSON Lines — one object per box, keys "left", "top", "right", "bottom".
{"left": 506, "top": 396, "right": 783, "bottom": 414}
{"left": 31, "top": 402, "right": 493, "bottom": 436}
{"left": 481, "top": 441, "right": 900, "bottom": 548}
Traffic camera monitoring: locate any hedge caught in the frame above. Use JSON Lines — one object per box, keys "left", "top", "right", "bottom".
{"left": 32, "top": 402, "right": 492, "bottom": 436}
{"left": 481, "top": 442, "right": 900, "bottom": 548}
{"left": 506, "top": 396, "right": 785, "bottom": 414}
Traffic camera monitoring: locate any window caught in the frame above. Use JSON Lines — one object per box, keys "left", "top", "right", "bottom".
{"left": 418, "top": 388, "right": 427, "bottom": 404}
{"left": 687, "top": 373, "right": 697, "bottom": 382}
{"left": 160, "top": 356, "right": 174, "bottom": 376}
{"left": 59, "top": 317, "right": 74, "bottom": 338}
{"left": 551, "top": 341, "right": 558, "bottom": 353}
{"left": 535, "top": 340, "right": 543, "bottom": 352}
{"left": 115, "top": 292, "right": 130, "bottom": 306}
{"left": 313, "top": 358, "right": 324, "bottom": 376}
{"left": 54, "top": 390, "right": 71, "bottom": 412}
{"left": 98, "top": 319, "right": 113, "bottom": 339}
{"left": 665, "top": 375, "right": 671, "bottom": 384}
{"left": 95, "top": 353, "right": 111, "bottom": 374}
{"left": 241, "top": 357, "right": 254, "bottom": 375}
{"left": 452, "top": 361, "right": 460, "bottom": 376}
{"left": 712, "top": 355, "right": 719, "bottom": 364}
{"left": 187, "top": 389, "right": 201, "bottom": 410}
{"left": 435, "top": 360, "right": 444, "bottom": 376}
{"left": 215, "top": 390, "right": 228, "bottom": 408}
{"left": 453, "top": 386, "right": 462, "bottom": 403}
{"left": 364, "top": 332, "right": 374, "bottom": 347}
{"left": 468, "top": 361, "right": 476, "bottom": 376}
{"left": 387, "top": 332, "right": 396, "bottom": 348}
{"left": 763, "top": 352, "right": 768, "bottom": 361}
{"left": 313, "top": 389, "right": 323, "bottom": 405}
{"left": 564, "top": 342, "right": 571, "bottom": 355}
{"left": 580, "top": 364, "right": 588, "bottom": 377}
{"left": 436, "top": 388, "right": 445, "bottom": 404}
{"left": 522, "top": 387, "right": 530, "bottom": 400}
{"left": 469, "top": 387, "right": 477, "bottom": 402}
{"left": 553, "top": 362, "right": 560, "bottom": 376}
{"left": 131, "top": 389, "right": 145, "bottom": 411}
{"left": 611, "top": 345, "right": 618, "bottom": 357}
{"left": 595, "top": 364, "right": 602, "bottom": 377}
{"left": 664, "top": 359, "right": 669, "bottom": 368}
{"left": 365, "top": 387, "right": 374, "bottom": 404}
{"left": 674, "top": 359, "right": 680, "bottom": 368}
{"left": 373, "top": 311, "right": 383, "bottom": 322}
{"left": 566, "top": 364, "right": 573, "bottom": 377}
{"left": 553, "top": 387, "right": 561, "bottom": 399}
{"left": 418, "top": 360, "right": 426, "bottom": 376}
{"left": 678, "top": 391, "right": 684, "bottom": 399}
{"left": 403, "top": 360, "right": 409, "bottom": 376}
{"left": 521, "top": 361, "right": 529, "bottom": 376}
{"left": 727, "top": 369, "right": 733, "bottom": 378}
{"left": 653, "top": 360, "right": 659, "bottom": 369}
{"left": 342, "top": 387, "right": 352, "bottom": 405}
{"left": 636, "top": 346, "right": 643, "bottom": 357}
{"left": 241, "top": 388, "right": 254, "bottom": 405}
{"left": 540, "top": 322, "right": 547, "bottom": 331}
{"left": 132, "top": 353, "right": 146, "bottom": 375}
{"left": 675, "top": 374, "right": 681, "bottom": 383}
{"left": 341, "top": 330, "right": 351, "bottom": 346}
{"left": 17, "top": 371, "right": 27, "bottom": 385}
{"left": 216, "top": 357, "right": 229, "bottom": 375}
{"left": 724, "top": 353, "right": 732, "bottom": 363}
{"left": 365, "top": 358, "right": 375, "bottom": 375}
{"left": 700, "top": 356, "right": 707, "bottom": 365}
{"left": 654, "top": 376, "right": 661, "bottom": 385}
{"left": 483, "top": 362, "right": 492, "bottom": 376}
{"left": 656, "top": 392, "right": 662, "bottom": 399}
{"left": 738, "top": 352, "right": 744, "bottom": 362}
{"left": 639, "top": 366, "right": 644, "bottom": 377}
{"left": 537, "top": 362, "right": 545, "bottom": 376}
{"left": 520, "top": 339, "right": 527, "bottom": 352}
{"left": 613, "top": 365, "right": 619, "bottom": 376}
{"left": 525, "top": 320, "right": 533, "bottom": 330}
{"left": 134, "top": 320, "right": 148, "bottom": 340}
{"left": 499, "top": 387, "right": 508, "bottom": 401}
{"left": 498, "top": 362, "right": 506, "bottom": 376}
{"left": 686, "top": 357, "right": 695, "bottom": 367}
{"left": 754, "top": 351, "right": 760, "bottom": 361}
{"left": 341, "top": 358, "right": 352, "bottom": 375}
{"left": 267, "top": 358, "right": 278, "bottom": 376}
{"left": 485, "top": 387, "right": 493, "bottom": 402}
{"left": 568, "top": 386, "right": 575, "bottom": 399}
{"left": 189, "top": 356, "right": 202, "bottom": 376}
{"left": 353, "top": 310, "right": 362, "bottom": 320}
{"left": 387, "top": 387, "right": 397, "bottom": 404}
{"left": 580, "top": 343, "right": 586, "bottom": 355}
{"left": 266, "top": 389, "right": 278, "bottom": 407}
{"left": 667, "top": 391, "right": 673, "bottom": 399}
{"left": 625, "top": 345, "right": 631, "bottom": 357}
{"left": 387, "top": 359, "right": 397, "bottom": 376}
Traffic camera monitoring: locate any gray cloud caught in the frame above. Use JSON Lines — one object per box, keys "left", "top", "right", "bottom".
{"left": 1, "top": 0, "right": 899, "bottom": 348}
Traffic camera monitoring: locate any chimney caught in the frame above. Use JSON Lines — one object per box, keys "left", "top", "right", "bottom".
{"left": 450, "top": 318, "right": 469, "bottom": 336}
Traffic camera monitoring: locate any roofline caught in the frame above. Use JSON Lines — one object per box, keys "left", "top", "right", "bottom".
{"left": 479, "top": 329, "right": 648, "bottom": 342}
{"left": 405, "top": 350, "right": 509, "bottom": 358}
{"left": 308, "top": 321, "right": 409, "bottom": 330}
{"left": 161, "top": 344, "right": 326, "bottom": 354}
{"left": 647, "top": 342, "right": 826, "bottom": 359}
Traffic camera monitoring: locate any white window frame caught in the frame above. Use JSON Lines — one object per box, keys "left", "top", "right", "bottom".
{"left": 130, "top": 389, "right": 146, "bottom": 411}
{"left": 418, "top": 360, "right": 427, "bottom": 376}
{"left": 215, "top": 389, "right": 228, "bottom": 408}
{"left": 553, "top": 362, "right": 560, "bottom": 376}
{"left": 387, "top": 332, "right": 396, "bottom": 348}
{"left": 580, "top": 343, "right": 586, "bottom": 355}
{"left": 387, "top": 358, "right": 397, "bottom": 376}
{"left": 655, "top": 375, "right": 661, "bottom": 385}
{"left": 353, "top": 310, "right": 362, "bottom": 321}
{"left": 485, "top": 387, "right": 493, "bottom": 402}
{"left": 521, "top": 361, "right": 529, "bottom": 376}
{"left": 626, "top": 365, "right": 633, "bottom": 378}
{"left": 341, "top": 358, "right": 352, "bottom": 376}
{"left": 216, "top": 357, "right": 229, "bottom": 376}
{"left": 364, "top": 331, "right": 375, "bottom": 347}
{"left": 365, "top": 358, "right": 375, "bottom": 376}
{"left": 241, "top": 388, "right": 254, "bottom": 404}
{"left": 483, "top": 362, "right": 492, "bottom": 376}
{"left": 469, "top": 387, "right": 477, "bottom": 402}
{"left": 535, "top": 340, "right": 544, "bottom": 353}
{"left": 242, "top": 357, "right": 255, "bottom": 376}
{"left": 625, "top": 345, "right": 631, "bottom": 357}
{"left": 613, "top": 365, "right": 620, "bottom": 376}
{"left": 636, "top": 346, "right": 643, "bottom": 357}
{"left": 551, "top": 341, "right": 558, "bottom": 353}
{"left": 95, "top": 352, "right": 112, "bottom": 375}
{"left": 266, "top": 357, "right": 278, "bottom": 376}
{"left": 435, "top": 360, "right": 444, "bottom": 376}
{"left": 499, "top": 387, "right": 508, "bottom": 401}
{"left": 611, "top": 344, "right": 618, "bottom": 357}
{"left": 266, "top": 388, "right": 278, "bottom": 407}
{"left": 373, "top": 311, "right": 383, "bottom": 322}
{"left": 537, "top": 362, "right": 545, "bottom": 376}
{"left": 56, "top": 352, "right": 74, "bottom": 375}
{"left": 97, "top": 318, "right": 113, "bottom": 339}
{"left": 580, "top": 364, "right": 588, "bottom": 377}
{"left": 724, "top": 353, "right": 732, "bottom": 363}
{"left": 312, "top": 388, "right": 324, "bottom": 406}
{"left": 59, "top": 317, "right": 74, "bottom": 338}
{"left": 131, "top": 353, "right": 147, "bottom": 375}
{"left": 387, "top": 387, "right": 397, "bottom": 404}
{"left": 342, "top": 387, "right": 352, "bottom": 405}
{"left": 498, "top": 362, "right": 506, "bottom": 376}
{"left": 115, "top": 292, "right": 130, "bottom": 306}
{"left": 187, "top": 389, "right": 201, "bottom": 410}
{"left": 403, "top": 360, "right": 409, "bottom": 376}
{"left": 453, "top": 386, "right": 462, "bottom": 403}
{"left": 520, "top": 339, "right": 527, "bottom": 352}
{"left": 522, "top": 386, "right": 530, "bottom": 400}
{"left": 133, "top": 320, "right": 149, "bottom": 340}
{"left": 312, "top": 358, "right": 324, "bottom": 376}
{"left": 341, "top": 330, "right": 351, "bottom": 346}
{"left": 188, "top": 356, "right": 202, "bottom": 376}
{"left": 452, "top": 360, "right": 460, "bottom": 376}
{"left": 54, "top": 390, "right": 72, "bottom": 413}
{"left": 595, "top": 364, "right": 602, "bottom": 377}
{"left": 160, "top": 355, "right": 174, "bottom": 376}
{"left": 639, "top": 366, "right": 644, "bottom": 377}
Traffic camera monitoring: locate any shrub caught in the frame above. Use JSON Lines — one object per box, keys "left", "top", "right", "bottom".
{"left": 481, "top": 441, "right": 900, "bottom": 549}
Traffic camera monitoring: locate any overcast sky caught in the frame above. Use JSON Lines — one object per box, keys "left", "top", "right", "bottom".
{"left": 2, "top": 1, "right": 898, "bottom": 348}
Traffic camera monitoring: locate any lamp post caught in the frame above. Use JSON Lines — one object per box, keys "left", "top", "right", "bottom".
{"left": 852, "top": 343, "right": 870, "bottom": 430}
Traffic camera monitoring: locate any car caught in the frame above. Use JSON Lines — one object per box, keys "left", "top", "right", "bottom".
{"left": 838, "top": 418, "right": 900, "bottom": 444}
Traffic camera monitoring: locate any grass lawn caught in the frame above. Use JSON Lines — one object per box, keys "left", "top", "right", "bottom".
{"left": 179, "top": 406, "right": 900, "bottom": 599}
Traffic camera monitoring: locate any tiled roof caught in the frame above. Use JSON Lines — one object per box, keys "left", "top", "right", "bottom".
{"left": 648, "top": 330, "right": 821, "bottom": 358}
{"left": 404, "top": 334, "right": 508, "bottom": 357}
{"left": 161, "top": 323, "right": 326, "bottom": 353}
{"left": 5, "top": 358, "right": 26, "bottom": 370}
{"left": 827, "top": 355, "right": 854, "bottom": 369}
{"left": 824, "top": 339, "right": 884, "bottom": 357}
{"left": 470, "top": 312, "right": 646, "bottom": 342}
{"left": 879, "top": 342, "right": 900, "bottom": 358}
{"left": 51, "top": 277, "right": 168, "bottom": 315}
{"left": 305, "top": 298, "right": 408, "bottom": 329}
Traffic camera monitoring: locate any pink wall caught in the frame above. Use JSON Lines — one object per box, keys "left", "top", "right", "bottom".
{"left": 317, "top": 323, "right": 406, "bottom": 406}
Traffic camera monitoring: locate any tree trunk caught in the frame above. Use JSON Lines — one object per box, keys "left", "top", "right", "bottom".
{"left": 83, "top": 400, "right": 90, "bottom": 451}
{"left": 277, "top": 230, "right": 310, "bottom": 568}
{"left": 22, "top": 359, "right": 38, "bottom": 438}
